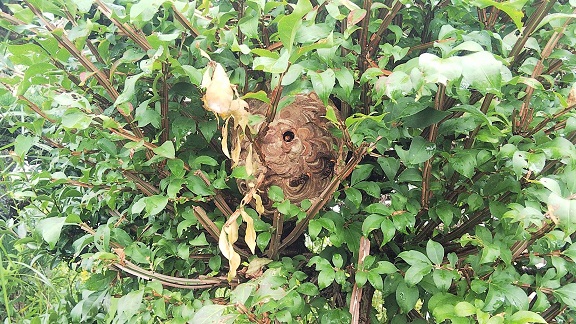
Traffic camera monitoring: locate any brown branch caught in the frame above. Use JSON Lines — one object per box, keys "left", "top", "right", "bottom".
{"left": 508, "top": 0, "right": 556, "bottom": 65}
{"left": 266, "top": 211, "right": 283, "bottom": 259}
{"left": 172, "top": 4, "right": 200, "bottom": 38}
{"left": 367, "top": 0, "right": 403, "bottom": 57}
{"left": 23, "top": 1, "right": 145, "bottom": 142}
{"left": 16, "top": 95, "right": 56, "bottom": 123}
{"left": 80, "top": 222, "right": 231, "bottom": 289}
{"left": 407, "top": 37, "right": 455, "bottom": 54}
{"left": 464, "top": 93, "right": 495, "bottom": 149}
{"left": 94, "top": 0, "right": 152, "bottom": 51}
{"left": 279, "top": 139, "right": 379, "bottom": 251}
{"left": 421, "top": 84, "right": 445, "bottom": 209}
{"left": 350, "top": 236, "right": 370, "bottom": 324}
{"left": 533, "top": 102, "right": 576, "bottom": 136}
{"left": 192, "top": 206, "right": 250, "bottom": 258}
{"left": 511, "top": 221, "right": 555, "bottom": 260}
{"left": 515, "top": 11, "right": 573, "bottom": 134}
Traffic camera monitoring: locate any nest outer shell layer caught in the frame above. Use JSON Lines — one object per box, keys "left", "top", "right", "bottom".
{"left": 237, "top": 92, "right": 343, "bottom": 214}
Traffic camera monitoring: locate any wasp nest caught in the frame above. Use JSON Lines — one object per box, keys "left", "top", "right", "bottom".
{"left": 237, "top": 92, "right": 342, "bottom": 213}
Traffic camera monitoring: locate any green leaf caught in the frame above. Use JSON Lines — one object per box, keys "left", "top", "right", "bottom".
{"left": 97, "top": 138, "right": 117, "bottom": 156}
{"left": 426, "top": 240, "right": 444, "bottom": 265}
{"left": 37, "top": 217, "right": 67, "bottom": 249}
{"left": 404, "top": 262, "right": 432, "bottom": 286}
{"left": 177, "top": 243, "right": 189, "bottom": 259}
{"left": 547, "top": 193, "right": 576, "bottom": 235}
{"left": 395, "top": 136, "right": 435, "bottom": 165}
{"left": 187, "top": 175, "right": 215, "bottom": 196}
{"left": 347, "top": 9, "right": 366, "bottom": 26}
{"left": 61, "top": 109, "right": 92, "bottom": 130}
{"left": 483, "top": 283, "right": 506, "bottom": 312}
{"left": 130, "top": 0, "right": 165, "bottom": 22}
{"left": 191, "top": 156, "right": 219, "bottom": 167}
{"left": 257, "top": 232, "right": 271, "bottom": 252}
{"left": 253, "top": 50, "right": 290, "bottom": 73}
{"left": 282, "top": 64, "right": 304, "bottom": 86}
{"left": 450, "top": 151, "right": 477, "bottom": 179}
{"left": 367, "top": 271, "right": 383, "bottom": 290}
{"left": 432, "top": 269, "right": 454, "bottom": 292}
{"left": 378, "top": 157, "right": 400, "bottom": 180}
{"left": 190, "top": 232, "right": 209, "bottom": 246}
{"left": 553, "top": 283, "right": 576, "bottom": 308}
{"left": 242, "top": 90, "right": 271, "bottom": 104}
{"left": 380, "top": 219, "right": 396, "bottom": 246}
{"left": 540, "top": 137, "right": 576, "bottom": 160}
{"left": 362, "top": 214, "right": 385, "bottom": 236}
{"left": 115, "top": 72, "right": 145, "bottom": 106}
{"left": 14, "top": 135, "right": 36, "bottom": 159}
{"left": 153, "top": 141, "right": 176, "bottom": 159}
{"left": 351, "top": 164, "right": 374, "bottom": 185}
{"left": 318, "top": 269, "right": 335, "bottom": 289}
{"left": 134, "top": 100, "right": 160, "bottom": 128}
{"left": 167, "top": 159, "right": 186, "bottom": 178}
{"left": 309, "top": 69, "right": 335, "bottom": 105}
{"left": 268, "top": 186, "right": 285, "bottom": 202}
{"left": 231, "top": 283, "right": 255, "bottom": 305}
{"left": 145, "top": 195, "right": 169, "bottom": 216}
{"left": 396, "top": 281, "right": 419, "bottom": 313}
{"left": 332, "top": 254, "right": 344, "bottom": 269}
{"left": 454, "top": 301, "right": 476, "bottom": 317}
{"left": 469, "top": 0, "right": 529, "bottom": 29}
{"left": 335, "top": 67, "right": 354, "bottom": 97}
{"left": 460, "top": 51, "right": 507, "bottom": 95}
{"left": 398, "top": 250, "right": 431, "bottom": 266}
{"left": 297, "top": 282, "right": 319, "bottom": 296}
{"left": 354, "top": 181, "right": 381, "bottom": 198}
{"left": 117, "top": 289, "right": 144, "bottom": 320}
{"left": 505, "top": 285, "right": 529, "bottom": 311}
{"left": 355, "top": 271, "right": 368, "bottom": 287}
{"left": 508, "top": 311, "right": 547, "bottom": 324}
{"left": 419, "top": 53, "right": 462, "bottom": 84}
{"left": 153, "top": 298, "right": 167, "bottom": 319}
{"left": 190, "top": 304, "right": 227, "bottom": 324}
{"left": 345, "top": 187, "right": 362, "bottom": 208}
{"left": 373, "top": 261, "right": 397, "bottom": 275}
{"left": 277, "top": 14, "right": 302, "bottom": 54}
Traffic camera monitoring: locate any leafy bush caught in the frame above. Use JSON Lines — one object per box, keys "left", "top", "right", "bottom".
{"left": 1, "top": 0, "right": 576, "bottom": 322}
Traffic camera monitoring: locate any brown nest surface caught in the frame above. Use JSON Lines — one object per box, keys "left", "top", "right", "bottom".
{"left": 237, "top": 92, "right": 342, "bottom": 213}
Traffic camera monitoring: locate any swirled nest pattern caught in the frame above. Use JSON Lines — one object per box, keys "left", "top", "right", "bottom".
{"left": 237, "top": 92, "right": 342, "bottom": 213}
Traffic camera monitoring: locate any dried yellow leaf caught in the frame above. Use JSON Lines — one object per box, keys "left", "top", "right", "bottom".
{"left": 241, "top": 208, "right": 257, "bottom": 254}
{"left": 226, "top": 217, "right": 239, "bottom": 245}
{"left": 245, "top": 144, "right": 254, "bottom": 176}
{"left": 221, "top": 117, "right": 231, "bottom": 158}
{"left": 568, "top": 83, "right": 576, "bottom": 107}
{"left": 230, "top": 99, "right": 250, "bottom": 130}
{"left": 231, "top": 135, "right": 242, "bottom": 167}
{"left": 218, "top": 229, "right": 232, "bottom": 260}
{"left": 253, "top": 193, "right": 265, "bottom": 215}
{"left": 227, "top": 250, "right": 241, "bottom": 281}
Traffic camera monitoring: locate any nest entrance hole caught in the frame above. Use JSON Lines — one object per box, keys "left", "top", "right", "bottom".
{"left": 283, "top": 130, "right": 295, "bottom": 142}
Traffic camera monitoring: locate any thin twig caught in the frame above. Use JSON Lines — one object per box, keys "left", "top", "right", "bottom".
{"left": 350, "top": 236, "right": 370, "bottom": 324}
{"left": 161, "top": 62, "right": 170, "bottom": 144}
{"left": 279, "top": 138, "right": 380, "bottom": 251}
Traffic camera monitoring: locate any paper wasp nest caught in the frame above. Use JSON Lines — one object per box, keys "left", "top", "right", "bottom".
{"left": 237, "top": 92, "right": 342, "bottom": 213}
